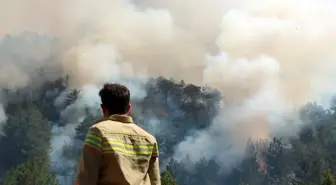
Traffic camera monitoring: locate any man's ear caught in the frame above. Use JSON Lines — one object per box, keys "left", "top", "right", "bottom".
{"left": 126, "top": 104, "right": 132, "bottom": 114}
{"left": 101, "top": 104, "right": 107, "bottom": 116}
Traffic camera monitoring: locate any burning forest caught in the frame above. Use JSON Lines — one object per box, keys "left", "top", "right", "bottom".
{"left": 0, "top": 0, "right": 336, "bottom": 184}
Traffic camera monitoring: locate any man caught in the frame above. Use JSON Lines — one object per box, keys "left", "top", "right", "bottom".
{"left": 75, "top": 83, "right": 161, "bottom": 185}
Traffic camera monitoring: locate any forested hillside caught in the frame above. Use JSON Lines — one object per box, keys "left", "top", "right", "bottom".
{"left": 1, "top": 71, "right": 336, "bottom": 185}
{"left": 0, "top": 32, "right": 336, "bottom": 185}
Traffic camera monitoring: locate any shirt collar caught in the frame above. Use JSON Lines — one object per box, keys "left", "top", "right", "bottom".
{"left": 108, "top": 114, "right": 133, "bottom": 123}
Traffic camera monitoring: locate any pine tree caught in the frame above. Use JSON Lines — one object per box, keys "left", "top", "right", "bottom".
{"left": 1, "top": 158, "right": 59, "bottom": 185}
{"left": 0, "top": 104, "right": 52, "bottom": 174}
{"left": 322, "top": 169, "right": 336, "bottom": 185}
{"left": 161, "top": 170, "right": 179, "bottom": 185}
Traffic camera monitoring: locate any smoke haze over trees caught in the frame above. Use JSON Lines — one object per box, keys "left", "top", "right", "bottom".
{"left": 1, "top": 0, "right": 336, "bottom": 184}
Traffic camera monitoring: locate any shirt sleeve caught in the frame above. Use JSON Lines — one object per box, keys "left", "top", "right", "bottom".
{"left": 75, "top": 126, "right": 103, "bottom": 185}
{"left": 148, "top": 142, "right": 161, "bottom": 185}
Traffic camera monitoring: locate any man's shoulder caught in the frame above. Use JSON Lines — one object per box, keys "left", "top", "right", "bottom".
{"left": 89, "top": 118, "right": 116, "bottom": 128}
{"left": 88, "top": 119, "right": 114, "bottom": 133}
{"left": 92, "top": 118, "right": 110, "bottom": 126}
{"left": 132, "top": 123, "right": 157, "bottom": 142}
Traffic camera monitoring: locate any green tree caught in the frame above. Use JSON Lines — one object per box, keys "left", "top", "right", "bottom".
{"left": 0, "top": 104, "right": 52, "bottom": 173}
{"left": 1, "top": 158, "right": 59, "bottom": 185}
{"left": 322, "top": 169, "right": 336, "bottom": 185}
{"left": 161, "top": 170, "right": 179, "bottom": 185}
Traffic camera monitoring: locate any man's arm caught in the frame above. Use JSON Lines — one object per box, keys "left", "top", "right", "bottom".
{"left": 148, "top": 142, "right": 161, "bottom": 185}
{"left": 75, "top": 127, "right": 103, "bottom": 185}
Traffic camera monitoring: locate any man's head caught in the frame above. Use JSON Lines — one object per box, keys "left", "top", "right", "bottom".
{"left": 99, "top": 83, "right": 131, "bottom": 117}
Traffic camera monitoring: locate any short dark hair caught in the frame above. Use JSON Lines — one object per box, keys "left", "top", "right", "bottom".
{"left": 99, "top": 83, "right": 130, "bottom": 115}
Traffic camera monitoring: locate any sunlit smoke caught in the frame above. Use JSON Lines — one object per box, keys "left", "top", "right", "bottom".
{"left": 1, "top": 0, "right": 336, "bottom": 174}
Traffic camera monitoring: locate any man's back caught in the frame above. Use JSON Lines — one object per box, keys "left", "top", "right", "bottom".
{"left": 75, "top": 115, "right": 161, "bottom": 185}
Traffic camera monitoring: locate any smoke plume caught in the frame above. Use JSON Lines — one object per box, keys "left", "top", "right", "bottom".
{"left": 1, "top": 0, "right": 336, "bottom": 172}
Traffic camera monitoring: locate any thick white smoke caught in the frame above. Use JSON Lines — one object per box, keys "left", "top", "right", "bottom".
{"left": 175, "top": 0, "right": 336, "bottom": 169}
{"left": 1, "top": 0, "right": 336, "bottom": 173}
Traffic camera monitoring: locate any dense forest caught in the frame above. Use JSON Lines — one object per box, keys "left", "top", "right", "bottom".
{"left": 0, "top": 33, "right": 336, "bottom": 185}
